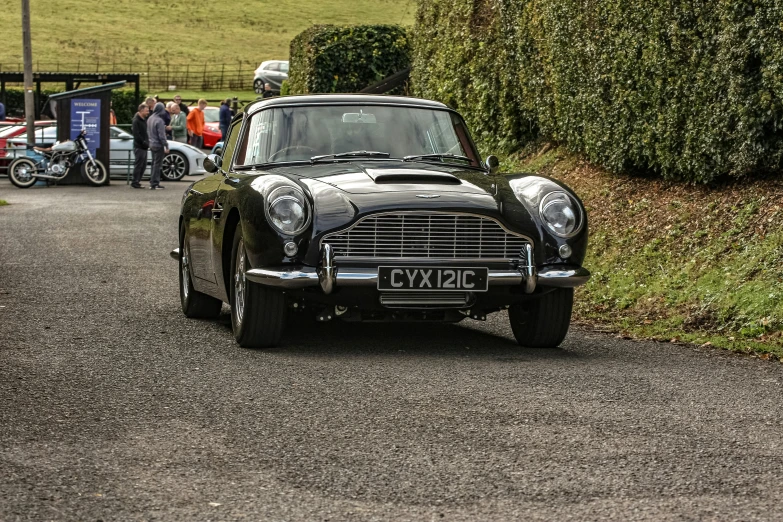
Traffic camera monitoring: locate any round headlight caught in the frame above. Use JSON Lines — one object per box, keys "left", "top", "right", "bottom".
{"left": 266, "top": 186, "right": 309, "bottom": 235}
{"left": 540, "top": 191, "right": 581, "bottom": 237}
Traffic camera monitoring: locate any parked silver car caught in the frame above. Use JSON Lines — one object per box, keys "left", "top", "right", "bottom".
{"left": 5, "top": 125, "right": 207, "bottom": 181}
{"left": 253, "top": 60, "right": 289, "bottom": 93}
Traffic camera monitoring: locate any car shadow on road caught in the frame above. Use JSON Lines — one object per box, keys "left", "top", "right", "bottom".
{"left": 213, "top": 312, "right": 579, "bottom": 360}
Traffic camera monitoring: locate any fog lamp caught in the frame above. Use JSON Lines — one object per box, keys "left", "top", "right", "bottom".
{"left": 284, "top": 241, "right": 298, "bottom": 257}
{"left": 559, "top": 244, "right": 572, "bottom": 259}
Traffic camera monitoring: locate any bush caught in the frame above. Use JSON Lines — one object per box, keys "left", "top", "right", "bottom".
{"left": 2, "top": 88, "right": 63, "bottom": 119}
{"left": 288, "top": 24, "right": 411, "bottom": 95}
{"left": 413, "top": 0, "right": 783, "bottom": 183}
{"left": 111, "top": 89, "right": 146, "bottom": 124}
{"left": 2, "top": 87, "right": 145, "bottom": 124}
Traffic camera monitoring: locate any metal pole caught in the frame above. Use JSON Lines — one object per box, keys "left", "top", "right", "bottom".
{"left": 21, "top": 0, "right": 35, "bottom": 142}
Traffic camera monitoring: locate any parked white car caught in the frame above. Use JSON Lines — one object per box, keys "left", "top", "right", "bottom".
{"left": 6, "top": 125, "right": 207, "bottom": 181}
{"left": 253, "top": 60, "right": 289, "bottom": 93}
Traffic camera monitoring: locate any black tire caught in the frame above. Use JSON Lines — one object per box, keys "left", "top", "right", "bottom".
{"left": 179, "top": 224, "right": 223, "bottom": 318}
{"left": 254, "top": 79, "right": 264, "bottom": 94}
{"left": 8, "top": 158, "right": 38, "bottom": 188}
{"left": 508, "top": 288, "right": 574, "bottom": 348}
{"left": 162, "top": 151, "right": 189, "bottom": 181}
{"left": 213, "top": 146, "right": 223, "bottom": 157}
{"left": 230, "top": 223, "right": 286, "bottom": 348}
{"left": 81, "top": 159, "right": 108, "bottom": 186}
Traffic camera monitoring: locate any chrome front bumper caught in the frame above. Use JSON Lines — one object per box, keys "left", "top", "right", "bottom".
{"left": 170, "top": 244, "right": 590, "bottom": 293}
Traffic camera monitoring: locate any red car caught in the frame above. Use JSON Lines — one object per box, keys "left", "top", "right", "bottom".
{"left": 200, "top": 106, "right": 222, "bottom": 150}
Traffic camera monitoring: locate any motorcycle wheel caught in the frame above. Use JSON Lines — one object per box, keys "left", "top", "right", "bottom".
{"left": 81, "top": 159, "right": 108, "bottom": 186}
{"left": 8, "top": 158, "right": 38, "bottom": 189}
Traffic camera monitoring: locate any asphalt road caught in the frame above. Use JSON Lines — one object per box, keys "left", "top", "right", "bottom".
{"left": 1, "top": 178, "right": 782, "bottom": 521}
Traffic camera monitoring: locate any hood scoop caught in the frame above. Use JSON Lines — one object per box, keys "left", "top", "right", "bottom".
{"left": 366, "top": 168, "right": 460, "bottom": 185}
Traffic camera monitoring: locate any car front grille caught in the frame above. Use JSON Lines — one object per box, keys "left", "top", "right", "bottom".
{"left": 322, "top": 212, "right": 530, "bottom": 261}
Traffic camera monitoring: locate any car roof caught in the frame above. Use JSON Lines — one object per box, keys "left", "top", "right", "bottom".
{"left": 243, "top": 94, "right": 449, "bottom": 116}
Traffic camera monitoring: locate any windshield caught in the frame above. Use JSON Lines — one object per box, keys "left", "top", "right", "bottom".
{"left": 236, "top": 105, "right": 481, "bottom": 167}
{"left": 203, "top": 108, "right": 219, "bottom": 123}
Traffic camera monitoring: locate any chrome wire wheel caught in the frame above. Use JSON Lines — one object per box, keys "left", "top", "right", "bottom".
{"left": 162, "top": 152, "right": 187, "bottom": 180}
{"left": 234, "top": 238, "right": 247, "bottom": 326}
{"left": 180, "top": 244, "right": 190, "bottom": 301}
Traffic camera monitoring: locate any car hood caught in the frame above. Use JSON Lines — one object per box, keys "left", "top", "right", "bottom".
{"left": 275, "top": 160, "right": 495, "bottom": 195}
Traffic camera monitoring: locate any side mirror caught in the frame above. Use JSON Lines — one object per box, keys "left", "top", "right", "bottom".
{"left": 484, "top": 155, "right": 500, "bottom": 175}
{"left": 119, "top": 133, "right": 133, "bottom": 140}
{"left": 204, "top": 153, "right": 223, "bottom": 173}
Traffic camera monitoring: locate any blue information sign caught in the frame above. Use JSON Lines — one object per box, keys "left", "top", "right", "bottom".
{"left": 70, "top": 98, "right": 101, "bottom": 153}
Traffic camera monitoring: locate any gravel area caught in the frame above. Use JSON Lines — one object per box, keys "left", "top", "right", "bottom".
{"left": 1, "top": 178, "right": 782, "bottom": 521}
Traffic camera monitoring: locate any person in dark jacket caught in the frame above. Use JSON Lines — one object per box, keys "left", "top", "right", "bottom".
{"left": 130, "top": 103, "right": 150, "bottom": 189}
{"left": 146, "top": 102, "right": 169, "bottom": 189}
{"left": 219, "top": 99, "right": 232, "bottom": 141}
{"left": 173, "top": 94, "right": 189, "bottom": 116}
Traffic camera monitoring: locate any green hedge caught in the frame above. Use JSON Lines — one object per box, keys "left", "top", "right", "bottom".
{"left": 413, "top": 0, "right": 783, "bottom": 183}
{"left": 2, "top": 88, "right": 145, "bottom": 124}
{"left": 288, "top": 24, "right": 411, "bottom": 95}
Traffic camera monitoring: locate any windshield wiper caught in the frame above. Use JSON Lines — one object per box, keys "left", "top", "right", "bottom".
{"left": 403, "top": 153, "right": 471, "bottom": 163}
{"left": 310, "top": 150, "right": 390, "bottom": 164}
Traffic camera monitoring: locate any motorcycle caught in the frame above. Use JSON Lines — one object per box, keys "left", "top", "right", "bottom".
{"left": 7, "top": 129, "right": 108, "bottom": 189}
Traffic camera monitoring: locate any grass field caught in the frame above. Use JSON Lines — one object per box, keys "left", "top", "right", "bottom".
{"left": 0, "top": 0, "right": 415, "bottom": 67}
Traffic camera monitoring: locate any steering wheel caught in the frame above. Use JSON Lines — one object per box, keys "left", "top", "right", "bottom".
{"left": 268, "top": 146, "right": 318, "bottom": 162}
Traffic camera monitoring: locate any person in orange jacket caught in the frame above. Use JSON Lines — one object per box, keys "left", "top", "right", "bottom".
{"left": 186, "top": 99, "right": 207, "bottom": 149}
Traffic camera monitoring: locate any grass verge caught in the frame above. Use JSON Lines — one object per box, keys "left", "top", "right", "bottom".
{"left": 501, "top": 144, "right": 783, "bottom": 360}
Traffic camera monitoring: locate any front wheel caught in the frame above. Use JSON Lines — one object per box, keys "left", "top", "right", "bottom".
{"left": 231, "top": 224, "right": 286, "bottom": 348}
{"left": 508, "top": 288, "right": 574, "bottom": 348}
{"left": 254, "top": 79, "right": 264, "bottom": 94}
{"left": 81, "top": 159, "right": 108, "bottom": 186}
{"left": 8, "top": 158, "right": 38, "bottom": 188}
{"left": 162, "top": 151, "right": 189, "bottom": 181}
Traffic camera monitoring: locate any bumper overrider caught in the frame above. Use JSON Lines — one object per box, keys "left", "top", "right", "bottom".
{"left": 172, "top": 243, "right": 590, "bottom": 294}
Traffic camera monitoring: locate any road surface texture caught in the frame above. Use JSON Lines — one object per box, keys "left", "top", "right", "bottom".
{"left": 1, "top": 178, "right": 782, "bottom": 521}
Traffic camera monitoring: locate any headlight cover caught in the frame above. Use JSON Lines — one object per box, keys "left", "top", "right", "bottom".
{"left": 266, "top": 185, "right": 310, "bottom": 235}
{"left": 539, "top": 191, "right": 582, "bottom": 238}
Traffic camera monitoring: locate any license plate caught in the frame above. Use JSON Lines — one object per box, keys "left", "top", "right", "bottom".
{"left": 377, "top": 267, "right": 489, "bottom": 292}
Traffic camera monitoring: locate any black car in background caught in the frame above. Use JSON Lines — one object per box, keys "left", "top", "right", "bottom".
{"left": 173, "top": 95, "right": 590, "bottom": 348}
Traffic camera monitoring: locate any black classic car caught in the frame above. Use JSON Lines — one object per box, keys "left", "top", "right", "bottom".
{"left": 172, "top": 95, "right": 590, "bottom": 348}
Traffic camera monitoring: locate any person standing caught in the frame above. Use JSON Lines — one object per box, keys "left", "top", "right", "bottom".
{"left": 146, "top": 102, "right": 169, "bottom": 189}
{"left": 130, "top": 103, "right": 150, "bottom": 189}
{"left": 170, "top": 103, "right": 188, "bottom": 143}
{"left": 219, "top": 99, "right": 232, "bottom": 142}
{"left": 109, "top": 101, "right": 117, "bottom": 125}
{"left": 173, "top": 94, "right": 189, "bottom": 115}
{"left": 262, "top": 83, "right": 275, "bottom": 98}
{"left": 186, "top": 99, "right": 207, "bottom": 149}
{"left": 0, "top": 101, "right": 6, "bottom": 121}
{"left": 145, "top": 97, "right": 156, "bottom": 114}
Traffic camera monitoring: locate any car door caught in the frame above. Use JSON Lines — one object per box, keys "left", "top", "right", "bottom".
{"left": 109, "top": 126, "right": 134, "bottom": 176}
{"left": 265, "top": 62, "right": 282, "bottom": 89}
{"left": 210, "top": 118, "right": 244, "bottom": 291}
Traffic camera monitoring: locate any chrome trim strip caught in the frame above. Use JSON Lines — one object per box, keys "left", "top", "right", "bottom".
{"left": 170, "top": 248, "right": 180, "bottom": 260}
{"left": 537, "top": 266, "right": 591, "bottom": 288}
